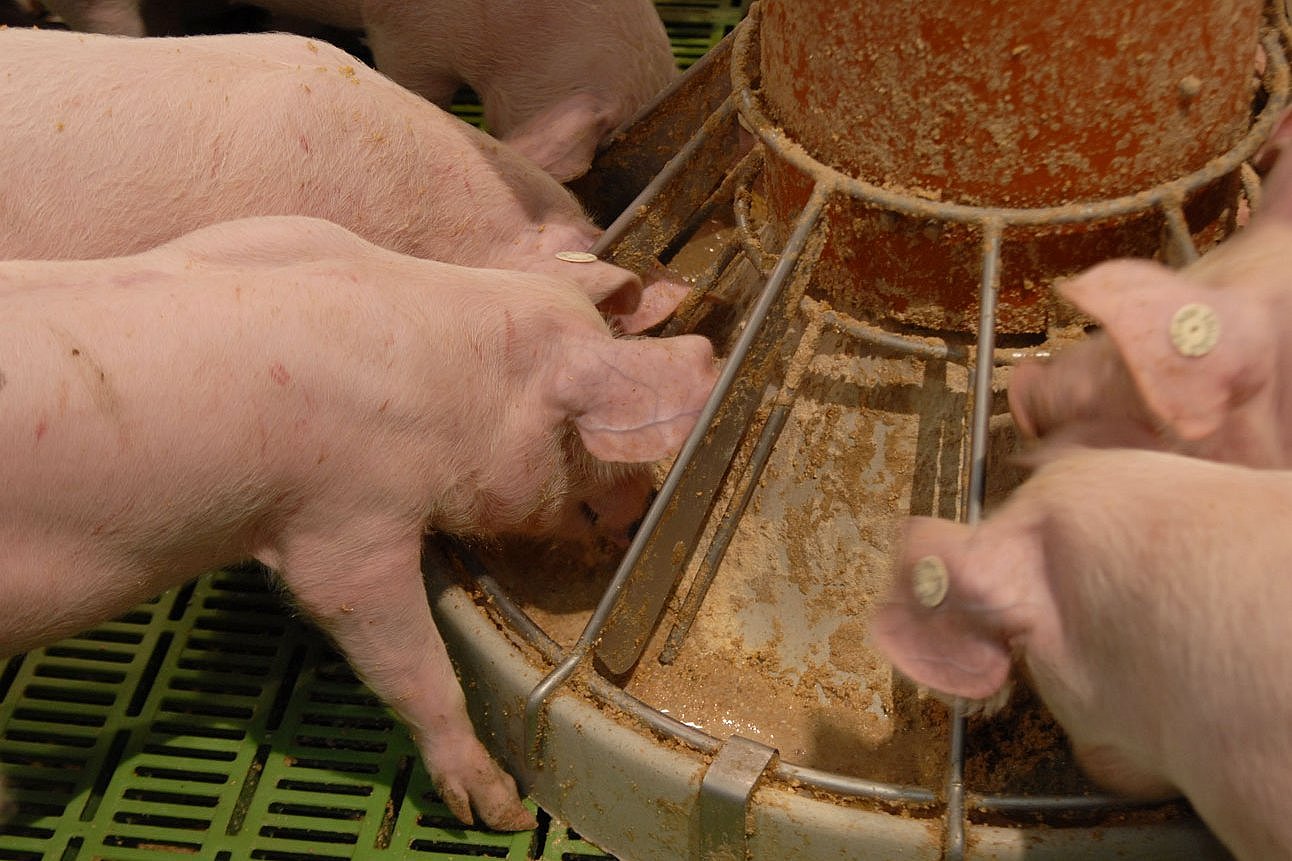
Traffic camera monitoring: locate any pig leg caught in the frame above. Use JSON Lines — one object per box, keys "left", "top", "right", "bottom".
{"left": 498, "top": 93, "right": 614, "bottom": 184}
{"left": 36, "top": 0, "right": 145, "bottom": 34}
{"left": 276, "top": 529, "right": 536, "bottom": 831}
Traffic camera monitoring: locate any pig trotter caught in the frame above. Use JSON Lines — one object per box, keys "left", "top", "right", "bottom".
{"left": 426, "top": 738, "right": 537, "bottom": 831}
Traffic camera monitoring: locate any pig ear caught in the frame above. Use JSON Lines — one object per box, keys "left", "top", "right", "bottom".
{"left": 1058, "top": 259, "right": 1269, "bottom": 442}
{"left": 871, "top": 517, "right": 1017, "bottom": 702}
{"left": 502, "top": 95, "right": 610, "bottom": 183}
{"left": 611, "top": 262, "right": 693, "bottom": 334}
{"left": 556, "top": 334, "right": 717, "bottom": 462}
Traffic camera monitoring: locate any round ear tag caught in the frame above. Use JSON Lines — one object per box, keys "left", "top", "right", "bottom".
{"left": 1168, "top": 303, "right": 1220, "bottom": 358}
{"left": 555, "top": 251, "right": 599, "bottom": 263}
{"left": 912, "top": 555, "right": 950, "bottom": 608}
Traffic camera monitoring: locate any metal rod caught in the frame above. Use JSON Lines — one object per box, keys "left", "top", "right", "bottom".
{"left": 944, "top": 703, "right": 968, "bottom": 861}
{"left": 592, "top": 95, "right": 737, "bottom": 257}
{"left": 731, "top": 181, "right": 777, "bottom": 275}
{"left": 1161, "top": 197, "right": 1201, "bottom": 267}
{"left": 523, "top": 186, "right": 829, "bottom": 764}
{"left": 942, "top": 221, "right": 1004, "bottom": 860}
{"left": 777, "top": 761, "right": 938, "bottom": 805}
{"left": 966, "top": 221, "right": 1003, "bottom": 525}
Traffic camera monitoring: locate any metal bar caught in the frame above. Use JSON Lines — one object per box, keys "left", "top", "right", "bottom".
{"left": 966, "top": 221, "right": 1003, "bottom": 525}
{"left": 591, "top": 95, "right": 738, "bottom": 258}
{"left": 944, "top": 704, "right": 968, "bottom": 861}
{"left": 1161, "top": 197, "right": 1201, "bottom": 267}
{"left": 942, "top": 221, "right": 1004, "bottom": 860}
{"left": 777, "top": 762, "right": 938, "bottom": 805}
{"left": 731, "top": 180, "right": 777, "bottom": 275}
{"left": 658, "top": 311, "right": 825, "bottom": 665}
{"left": 696, "top": 737, "right": 778, "bottom": 861}
{"left": 594, "top": 186, "right": 828, "bottom": 675}
{"left": 524, "top": 187, "right": 828, "bottom": 761}
{"left": 971, "top": 793, "right": 1166, "bottom": 814}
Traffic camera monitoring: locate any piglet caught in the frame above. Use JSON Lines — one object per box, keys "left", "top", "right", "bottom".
{"left": 1008, "top": 123, "right": 1292, "bottom": 467}
{"left": 0, "top": 26, "right": 685, "bottom": 333}
{"left": 873, "top": 446, "right": 1292, "bottom": 861}
{"left": 0, "top": 215, "right": 718, "bottom": 830}
{"left": 19, "top": 0, "right": 678, "bottom": 182}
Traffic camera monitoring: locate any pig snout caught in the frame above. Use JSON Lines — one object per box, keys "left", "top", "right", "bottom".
{"left": 559, "top": 459, "right": 656, "bottom": 548}
{"left": 527, "top": 330, "right": 718, "bottom": 545}
{"left": 540, "top": 246, "right": 692, "bottom": 335}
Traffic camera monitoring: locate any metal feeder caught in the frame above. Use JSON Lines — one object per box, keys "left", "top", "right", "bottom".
{"left": 434, "top": 1, "right": 1292, "bottom": 859}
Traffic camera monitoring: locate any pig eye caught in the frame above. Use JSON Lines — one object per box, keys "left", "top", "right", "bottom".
{"left": 579, "top": 501, "right": 600, "bottom": 526}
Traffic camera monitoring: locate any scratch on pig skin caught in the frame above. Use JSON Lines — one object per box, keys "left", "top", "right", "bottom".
{"left": 269, "top": 363, "right": 292, "bottom": 386}
{"left": 0, "top": 369, "right": 5, "bottom": 392}
{"left": 62, "top": 341, "right": 118, "bottom": 419}
{"left": 503, "top": 311, "right": 517, "bottom": 360}
{"left": 34, "top": 418, "right": 47, "bottom": 444}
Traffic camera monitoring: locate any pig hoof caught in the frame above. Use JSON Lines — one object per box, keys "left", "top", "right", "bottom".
{"left": 431, "top": 754, "right": 536, "bottom": 832}
{"left": 482, "top": 800, "right": 539, "bottom": 832}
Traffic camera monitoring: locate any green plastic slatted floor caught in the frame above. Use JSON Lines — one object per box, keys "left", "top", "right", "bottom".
{"left": 0, "top": 567, "right": 607, "bottom": 860}
{"left": 0, "top": 3, "right": 748, "bottom": 858}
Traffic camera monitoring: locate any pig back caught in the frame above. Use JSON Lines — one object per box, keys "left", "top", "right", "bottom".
{"left": 0, "top": 28, "right": 586, "bottom": 270}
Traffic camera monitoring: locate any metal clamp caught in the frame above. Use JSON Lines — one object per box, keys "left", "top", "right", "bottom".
{"left": 696, "top": 736, "right": 778, "bottom": 861}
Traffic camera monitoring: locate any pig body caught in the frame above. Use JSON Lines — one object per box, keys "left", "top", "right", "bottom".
{"left": 1008, "top": 145, "right": 1292, "bottom": 467}
{"left": 0, "top": 215, "right": 717, "bottom": 829}
{"left": 21, "top": 0, "right": 678, "bottom": 181}
{"left": 0, "top": 27, "right": 685, "bottom": 331}
{"left": 874, "top": 447, "right": 1292, "bottom": 861}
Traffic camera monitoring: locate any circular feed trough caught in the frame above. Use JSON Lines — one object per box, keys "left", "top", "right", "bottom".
{"left": 429, "top": 2, "right": 1291, "bottom": 859}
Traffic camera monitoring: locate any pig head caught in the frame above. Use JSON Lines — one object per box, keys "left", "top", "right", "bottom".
{"left": 1008, "top": 147, "right": 1292, "bottom": 467}
{"left": 873, "top": 447, "right": 1292, "bottom": 860}
{"left": 361, "top": 0, "right": 680, "bottom": 182}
